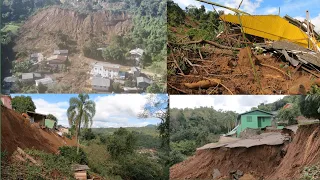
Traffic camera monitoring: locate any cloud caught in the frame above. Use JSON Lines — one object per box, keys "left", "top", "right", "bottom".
{"left": 311, "top": 14, "right": 320, "bottom": 33}
{"left": 264, "top": 7, "right": 278, "bottom": 15}
{"left": 32, "top": 94, "right": 160, "bottom": 128}
{"left": 170, "top": 95, "right": 285, "bottom": 113}
{"left": 173, "top": 0, "right": 201, "bottom": 8}
{"left": 33, "top": 98, "right": 69, "bottom": 127}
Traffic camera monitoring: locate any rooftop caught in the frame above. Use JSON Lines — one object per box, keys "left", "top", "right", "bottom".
{"left": 47, "top": 55, "right": 68, "bottom": 62}
{"left": 53, "top": 50, "right": 68, "bottom": 55}
{"left": 35, "top": 77, "right": 54, "bottom": 85}
{"left": 91, "top": 77, "right": 111, "bottom": 87}
{"left": 137, "top": 76, "right": 152, "bottom": 84}
{"left": 91, "top": 62, "right": 120, "bottom": 69}
{"left": 21, "top": 73, "right": 34, "bottom": 80}
{"left": 130, "top": 48, "right": 144, "bottom": 56}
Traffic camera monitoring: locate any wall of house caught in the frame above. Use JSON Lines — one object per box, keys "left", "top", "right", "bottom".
{"left": 93, "top": 85, "right": 109, "bottom": 92}
{"left": 1, "top": 97, "right": 12, "bottom": 109}
{"left": 237, "top": 111, "right": 272, "bottom": 136}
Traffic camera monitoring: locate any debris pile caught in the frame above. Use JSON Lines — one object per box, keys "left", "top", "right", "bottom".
{"left": 168, "top": 3, "right": 320, "bottom": 94}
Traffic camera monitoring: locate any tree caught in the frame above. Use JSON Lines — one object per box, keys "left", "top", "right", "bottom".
{"left": 11, "top": 95, "right": 36, "bottom": 113}
{"left": 299, "top": 95, "right": 320, "bottom": 119}
{"left": 37, "top": 82, "right": 47, "bottom": 93}
{"left": 107, "top": 128, "right": 137, "bottom": 158}
{"left": 67, "top": 94, "right": 96, "bottom": 154}
{"left": 277, "top": 104, "right": 301, "bottom": 125}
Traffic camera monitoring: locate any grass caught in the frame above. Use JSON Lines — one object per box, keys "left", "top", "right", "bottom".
{"left": 1, "top": 23, "right": 20, "bottom": 35}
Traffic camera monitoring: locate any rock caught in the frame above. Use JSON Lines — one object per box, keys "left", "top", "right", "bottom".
{"left": 212, "top": 168, "right": 222, "bottom": 179}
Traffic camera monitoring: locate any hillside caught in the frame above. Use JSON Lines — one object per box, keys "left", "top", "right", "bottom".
{"left": 13, "top": 6, "right": 132, "bottom": 55}
{"left": 170, "top": 123, "right": 320, "bottom": 179}
{"left": 1, "top": 106, "right": 76, "bottom": 155}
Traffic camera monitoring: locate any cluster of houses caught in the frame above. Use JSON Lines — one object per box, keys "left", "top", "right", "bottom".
{"left": 3, "top": 50, "right": 69, "bottom": 93}
{"left": 90, "top": 48, "right": 153, "bottom": 93}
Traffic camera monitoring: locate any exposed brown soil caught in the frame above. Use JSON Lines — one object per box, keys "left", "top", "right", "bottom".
{"left": 1, "top": 106, "right": 76, "bottom": 156}
{"left": 13, "top": 6, "right": 132, "bottom": 55}
{"left": 170, "top": 124, "right": 320, "bottom": 180}
{"left": 168, "top": 46, "right": 320, "bottom": 95}
{"left": 268, "top": 124, "right": 320, "bottom": 179}
{"left": 170, "top": 145, "right": 283, "bottom": 179}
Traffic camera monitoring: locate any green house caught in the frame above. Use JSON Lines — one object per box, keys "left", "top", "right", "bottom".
{"left": 236, "top": 109, "right": 274, "bottom": 137}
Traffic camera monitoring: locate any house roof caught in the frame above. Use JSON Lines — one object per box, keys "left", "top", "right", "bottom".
{"left": 131, "top": 67, "right": 140, "bottom": 72}
{"left": 72, "top": 164, "right": 90, "bottom": 172}
{"left": 26, "top": 111, "right": 47, "bottom": 117}
{"left": 91, "top": 77, "right": 111, "bottom": 87}
{"left": 21, "top": 73, "right": 34, "bottom": 80}
{"left": 238, "top": 109, "right": 274, "bottom": 117}
{"left": 4, "top": 76, "right": 18, "bottom": 83}
{"left": 31, "top": 53, "right": 43, "bottom": 58}
{"left": 91, "top": 62, "right": 120, "bottom": 70}
{"left": 47, "top": 55, "right": 68, "bottom": 63}
{"left": 129, "top": 48, "right": 144, "bottom": 56}
{"left": 35, "top": 77, "right": 54, "bottom": 85}
{"left": 53, "top": 50, "right": 68, "bottom": 55}
{"left": 137, "top": 76, "right": 152, "bottom": 84}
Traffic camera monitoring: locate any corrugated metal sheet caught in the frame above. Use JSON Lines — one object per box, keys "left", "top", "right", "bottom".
{"left": 220, "top": 15, "right": 320, "bottom": 50}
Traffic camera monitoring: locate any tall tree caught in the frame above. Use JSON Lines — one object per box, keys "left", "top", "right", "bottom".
{"left": 67, "top": 94, "right": 96, "bottom": 154}
{"left": 11, "top": 95, "right": 36, "bottom": 113}
{"left": 299, "top": 95, "right": 320, "bottom": 119}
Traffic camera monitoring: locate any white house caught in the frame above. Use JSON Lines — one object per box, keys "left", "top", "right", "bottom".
{"left": 35, "top": 77, "right": 54, "bottom": 86}
{"left": 90, "top": 62, "right": 120, "bottom": 79}
{"left": 129, "top": 48, "right": 144, "bottom": 66}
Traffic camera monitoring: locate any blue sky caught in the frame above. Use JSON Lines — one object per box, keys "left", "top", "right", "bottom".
{"left": 12, "top": 94, "right": 168, "bottom": 128}
{"left": 173, "top": 0, "right": 320, "bottom": 32}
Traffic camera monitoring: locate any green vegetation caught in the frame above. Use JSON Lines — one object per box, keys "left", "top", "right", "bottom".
{"left": 277, "top": 104, "right": 300, "bottom": 125}
{"left": 67, "top": 94, "right": 96, "bottom": 154}
{"left": 59, "top": 146, "right": 88, "bottom": 164}
{"left": 170, "top": 107, "right": 237, "bottom": 162}
{"left": 1, "top": 149, "right": 74, "bottom": 179}
{"left": 11, "top": 95, "right": 36, "bottom": 113}
{"left": 300, "top": 95, "right": 320, "bottom": 119}
{"left": 301, "top": 163, "right": 320, "bottom": 180}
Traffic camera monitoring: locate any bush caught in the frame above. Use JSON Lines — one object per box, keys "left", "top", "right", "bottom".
{"left": 59, "top": 146, "right": 88, "bottom": 164}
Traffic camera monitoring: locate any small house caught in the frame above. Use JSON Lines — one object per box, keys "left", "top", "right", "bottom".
{"left": 30, "top": 53, "right": 44, "bottom": 63}
{"left": 35, "top": 77, "right": 54, "bottom": 87}
{"left": 129, "top": 48, "right": 144, "bottom": 66}
{"left": 1, "top": 95, "right": 12, "bottom": 109}
{"left": 20, "top": 73, "right": 42, "bottom": 83}
{"left": 72, "top": 164, "right": 90, "bottom": 180}
{"left": 136, "top": 76, "right": 152, "bottom": 89}
{"left": 53, "top": 50, "right": 69, "bottom": 56}
{"left": 131, "top": 67, "right": 141, "bottom": 77}
{"left": 26, "top": 111, "right": 47, "bottom": 126}
{"left": 58, "top": 126, "right": 69, "bottom": 134}
{"left": 47, "top": 55, "right": 68, "bottom": 70}
{"left": 3, "top": 76, "right": 18, "bottom": 84}
{"left": 90, "top": 62, "right": 120, "bottom": 79}
{"left": 236, "top": 109, "right": 273, "bottom": 137}
{"left": 21, "top": 73, "right": 35, "bottom": 83}
{"left": 91, "top": 77, "right": 111, "bottom": 92}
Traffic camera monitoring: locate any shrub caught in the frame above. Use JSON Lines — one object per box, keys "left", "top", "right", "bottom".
{"left": 59, "top": 146, "right": 88, "bottom": 164}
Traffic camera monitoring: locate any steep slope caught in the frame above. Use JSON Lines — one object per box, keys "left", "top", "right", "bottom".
{"left": 268, "top": 124, "right": 320, "bottom": 179}
{"left": 1, "top": 106, "right": 76, "bottom": 155}
{"left": 170, "top": 124, "right": 320, "bottom": 179}
{"left": 13, "top": 6, "right": 132, "bottom": 54}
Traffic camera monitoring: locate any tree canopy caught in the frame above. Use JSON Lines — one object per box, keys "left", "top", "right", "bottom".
{"left": 11, "top": 95, "right": 36, "bottom": 113}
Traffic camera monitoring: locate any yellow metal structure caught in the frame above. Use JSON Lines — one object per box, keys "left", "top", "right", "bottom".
{"left": 220, "top": 15, "right": 320, "bottom": 51}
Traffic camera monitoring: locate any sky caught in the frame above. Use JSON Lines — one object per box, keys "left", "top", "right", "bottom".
{"left": 12, "top": 94, "right": 168, "bottom": 128}
{"left": 170, "top": 95, "right": 286, "bottom": 113}
{"left": 173, "top": 0, "right": 320, "bottom": 32}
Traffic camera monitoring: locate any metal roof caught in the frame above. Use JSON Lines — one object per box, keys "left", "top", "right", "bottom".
{"left": 35, "top": 77, "right": 54, "bottom": 85}
{"left": 21, "top": 73, "right": 34, "bottom": 80}
{"left": 137, "top": 76, "right": 152, "bottom": 84}
{"left": 53, "top": 50, "right": 68, "bottom": 55}
{"left": 91, "top": 77, "right": 110, "bottom": 87}
{"left": 4, "top": 76, "right": 18, "bottom": 83}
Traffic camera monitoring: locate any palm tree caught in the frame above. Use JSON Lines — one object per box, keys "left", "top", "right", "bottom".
{"left": 67, "top": 94, "right": 96, "bottom": 154}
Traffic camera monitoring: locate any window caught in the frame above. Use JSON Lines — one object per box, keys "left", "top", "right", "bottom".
{"left": 247, "top": 116, "right": 252, "bottom": 122}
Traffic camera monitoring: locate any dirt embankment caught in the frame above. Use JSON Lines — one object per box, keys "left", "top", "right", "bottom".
{"left": 170, "top": 145, "right": 283, "bottom": 179}
{"left": 1, "top": 106, "right": 76, "bottom": 156}
{"left": 13, "top": 6, "right": 132, "bottom": 54}
{"left": 170, "top": 124, "right": 320, "bottom": 179}
{"left": 268, "top": 124, "right": 320, "bottom": 179}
